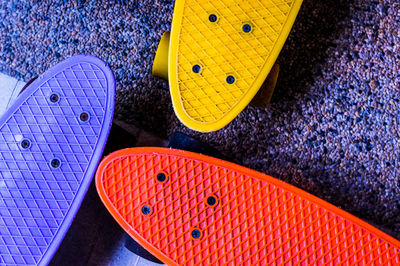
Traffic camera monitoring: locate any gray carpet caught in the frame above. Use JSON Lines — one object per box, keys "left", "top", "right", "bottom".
{"left": 1, "top": 0, "right": 400, "bottom": 240}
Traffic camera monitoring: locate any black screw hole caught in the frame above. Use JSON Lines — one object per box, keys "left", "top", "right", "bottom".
{"left": 243, "top": 24, "right": 252, "bottom": 33}
{"left": 20, "top": 139, "right": 31, "bottom": 149}
{"left": 49, "top": 93, "right": 59, "bottom": 103}
{"left": 142, "top": 205, "right": 151, "bottom": 215}
{"left": 50, "top": 158, "right": 61, "bottom": 169}
{"left": 192, "top": 65, "right": 201, "bottom": 74}
{"left": 157, "top": 172, "right": 167, "bottom": 182}
{"left": 191, "top": 229, "right": 201, "bottom": 239}
{"left": 226, "top": 75, "right": 235, "bottom": 84}
{"left": 79, "top": 112, "right": 89, "bottom": 122}
{"left": 207, "top": 196, "right": 217, "bottom": 206}
{"left": 209, "top": 14, "right": 217, "bottom": 23}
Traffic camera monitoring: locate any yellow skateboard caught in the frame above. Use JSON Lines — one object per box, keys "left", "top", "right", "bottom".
{"left": 153, "top": 0, "right": 303, "bottom": 132}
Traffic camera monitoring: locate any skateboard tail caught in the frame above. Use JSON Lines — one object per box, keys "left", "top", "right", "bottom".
{"left": 0, "top": 55, "right": 115, "bottom": 265}
{"left": 96, "top": 147, "right": 400, "bottom": 265}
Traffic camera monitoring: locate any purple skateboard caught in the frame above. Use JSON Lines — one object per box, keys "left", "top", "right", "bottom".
{"left": 0, "top": 55, "right": 115, "bottom": 265}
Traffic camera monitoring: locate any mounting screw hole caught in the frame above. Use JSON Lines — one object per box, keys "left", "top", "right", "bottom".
{"left": 226, "top": 75, "right": 235, "bottom": 84}
{"left": 50, "top": 158, "right": 61, "bottom": 169}
{"left": 207, "top": 196, "right": 217, "bottom": 206}
{"left": 242, "top": 24, "right": 252, "bottom": 33}
{"left": 79, "top": 112, "right": 90, "bottom": 122}
{"left": 191, "top": 229, "right": 202, "bottom": 239}
{"left": 192, "top": 65, "right": 202, "bottom": 74}
{"left": 209, "top": 14, "right": 218, "bottom": 23}
{"left": 20, "top": 139, "right": 31, "bottom": 149}
{"left": 157, "top": 172, "right": 167, "bottom": 182}
{"left": 142, "top": 205, "right": 152, "bottom": 215}
{"left": 49, "top": 93, "right": 60, "bottom": 103}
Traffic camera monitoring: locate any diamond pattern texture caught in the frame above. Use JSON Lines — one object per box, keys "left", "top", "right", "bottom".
{"left": 173, "top": 0, "right": 302, "bottom": 124}
{"left": 0, "top": 56, "right": 114, "bottom": 265}
{"left": 97, "top": 148, "right": 400, "bottom": 265}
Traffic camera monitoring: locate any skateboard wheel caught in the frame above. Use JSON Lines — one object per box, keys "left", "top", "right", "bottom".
{"left": 79, "top": 111, "right": 90, "bottom": 122}
{"left": 251, "top": 63, "right": 280, "bottom": 108}
{"left": 20, "top": 138, "right": 32, "bottom": 149}
{"left": 49, "top": 93, "right": 60, "bottom": 103}
{"left": 226, "top": 75, "right": 235, "bottom": 84}
{"left": 124, "top": 238, "right": 163, "bottom": 264}
{"left": 152, "top": 32, "right": 170, "bottom": 80}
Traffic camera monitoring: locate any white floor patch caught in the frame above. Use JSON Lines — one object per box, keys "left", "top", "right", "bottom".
{"left": 0, "top": 73, "right": 25, "bottom": 116}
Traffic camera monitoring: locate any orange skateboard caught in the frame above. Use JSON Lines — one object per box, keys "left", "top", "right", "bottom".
{"left": 96, "top": 147, "right": 400, "bottom": 265}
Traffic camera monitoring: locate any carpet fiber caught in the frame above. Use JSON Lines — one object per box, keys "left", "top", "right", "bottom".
{"left": 1, "top": 0, "right": 400, "bottom": 239}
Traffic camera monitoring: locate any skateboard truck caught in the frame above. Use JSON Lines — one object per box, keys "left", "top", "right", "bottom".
{"left": 167, "top": 131, "right": 225, "bottom": 159}
{"left": 152, "top": 32, "right": 280, "bottom": 108}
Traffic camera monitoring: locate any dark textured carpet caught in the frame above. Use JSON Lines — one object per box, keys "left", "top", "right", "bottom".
{"left": 1, "top": 0, "right": 400, "bottom": 239}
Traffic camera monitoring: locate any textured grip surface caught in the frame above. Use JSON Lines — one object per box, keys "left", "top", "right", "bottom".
{"left": 96, "top": 148, "right": 400, "bottom": 265}
{"left": 169, "top": 0, "right": 303, "bottom": 131}
{"left": 0, "top": 55, "right": 115, "bottom": 265}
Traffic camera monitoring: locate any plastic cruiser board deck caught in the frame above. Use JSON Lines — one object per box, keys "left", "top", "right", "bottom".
{"left": 0, "top": 55, "right": 115, "bottom": 265}
{"left": 96, "top": 147, "right": 400, "bottom": 265}
{"left": 168, "top": 0, "right": 303, "bottom": 132}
